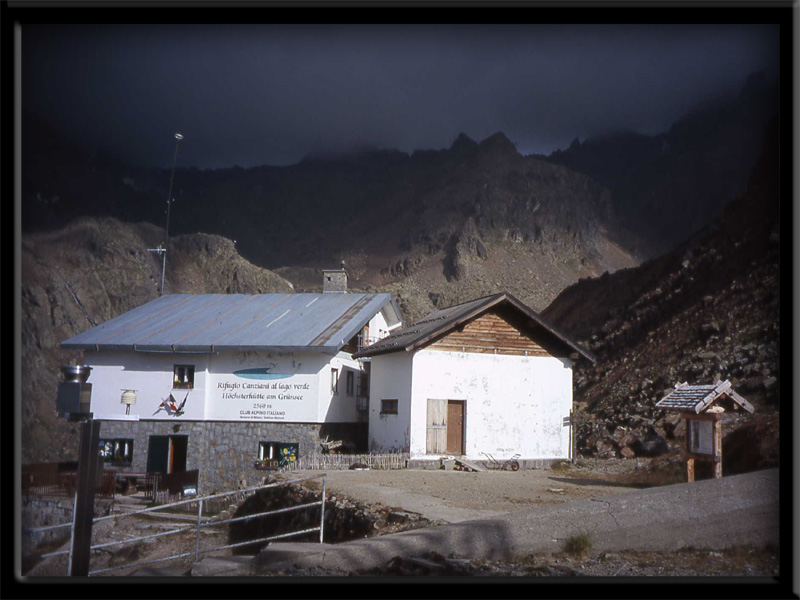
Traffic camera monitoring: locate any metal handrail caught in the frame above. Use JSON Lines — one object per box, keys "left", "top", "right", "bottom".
{"left": 25, "top": 474, "right": 327, "bottom": 575}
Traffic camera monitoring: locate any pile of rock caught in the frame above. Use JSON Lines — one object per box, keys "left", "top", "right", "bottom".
{"left": 576, "top": 414, "right": 672, "bottom": 460}
{"left": 228, "top": 477, "right": 430, "bottom": 551}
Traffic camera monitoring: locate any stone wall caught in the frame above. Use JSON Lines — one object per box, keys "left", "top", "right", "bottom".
{"left": 97, "top": 420, "right": 364, "bottom": 493}
{"left": 21, "top": 496, "right": 113, "bottom": 556}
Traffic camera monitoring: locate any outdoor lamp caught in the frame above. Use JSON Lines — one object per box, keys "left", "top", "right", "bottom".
{"left": 56, "top": 365, "right": 93, "bottom": 421}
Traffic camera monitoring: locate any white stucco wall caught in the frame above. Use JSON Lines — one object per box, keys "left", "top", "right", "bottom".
{"left": 319, "top": 353, "right": 366, "bottom": 422}
{"left": 84, "top": 349, "right": 366, "bottom": 424}
{"left": 82, "top": 306, "right": 396, "bottom": 424}
{"left": 410, "top": 350, "right": 573, "bottom": 460}
{"left": 85, "top": 350, "right": 211, "bottom": 420}
{"left": 367, "top": 351, "right": 414, "bottom": 453}
{"left": 372, "top": 349, "right": 573, "bottom": 461}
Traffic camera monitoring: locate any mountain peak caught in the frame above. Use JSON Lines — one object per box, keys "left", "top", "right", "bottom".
{"left": 478, "top": 132, "right": 517, "bottom": 155}
{"left": 450, "top": 132, "right": 478, "bottom": 151}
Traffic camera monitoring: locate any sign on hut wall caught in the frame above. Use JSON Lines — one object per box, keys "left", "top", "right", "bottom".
{"left": 206, "top": 353, "right": 320, "bottom": 422}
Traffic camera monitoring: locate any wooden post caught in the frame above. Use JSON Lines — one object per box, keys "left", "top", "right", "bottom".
{"left": 69, "top": 419, "right": 101, "bottom": 576}
{"left": 712, "top": 420, "right": 723, "bottom": 479}
{"left": 684, "top": 415, "right": 695, "bottom": 482}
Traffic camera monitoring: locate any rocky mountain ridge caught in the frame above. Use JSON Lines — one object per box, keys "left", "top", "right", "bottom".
{"left": 329, "top": 130, "right": 642, "bottom": 320}
{"left": 23, "top": 116, "right": 644, "bottom": 322}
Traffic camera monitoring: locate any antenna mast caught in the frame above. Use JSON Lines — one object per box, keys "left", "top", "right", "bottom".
{"left": 148, "top": 132, "right": 183, "bottom": 295}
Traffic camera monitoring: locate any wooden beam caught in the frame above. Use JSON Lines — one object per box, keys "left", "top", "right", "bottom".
{"left": 725, "top": 388, "right": 756, "bottom": 413}
{"left": 680, "top": 411, "right": 724, "bottom": 422}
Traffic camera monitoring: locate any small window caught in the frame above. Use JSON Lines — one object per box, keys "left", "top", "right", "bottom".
{"left": 331, "top": 368, "right": 339, "bottom": 395}
{"left": 173, "top": 365, "right": 195, "bottom": 390}
{"left": 346, "top": 371, "right": 355, "bottom": 396}
{"left": 257, "top": 441, "right": 299, "bottom": 469}
{"left": 381, "top": 399, "right": 398, "bottom": 415}
{"left": 99, "top": 438, "right": 134, "bottom": 465}
{"left": 358, "top": 368, "right": 370, "bottom": 398}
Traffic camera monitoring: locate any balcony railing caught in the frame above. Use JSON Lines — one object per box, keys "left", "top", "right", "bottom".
{"left": 356, "top": 334, "right": 382, "bottom": 351}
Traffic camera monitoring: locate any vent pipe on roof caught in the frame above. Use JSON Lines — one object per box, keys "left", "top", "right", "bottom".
{"left": 322, "top": 261, "right": 348, "bottom": 293}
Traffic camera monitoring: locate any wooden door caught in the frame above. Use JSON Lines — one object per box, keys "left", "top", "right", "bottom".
{"left": 446, "top": 401, "right": 465, "bottom": 455}
{"left": 147, "top": 436, "right": 169, "bottom": 474}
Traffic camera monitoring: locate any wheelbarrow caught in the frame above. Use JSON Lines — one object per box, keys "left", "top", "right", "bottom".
{"left": 482, "top": 452, "right": 520, "bottom": 471}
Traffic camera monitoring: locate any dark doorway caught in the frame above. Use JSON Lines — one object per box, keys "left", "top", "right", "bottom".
{"left": 147, "top": 435, "right": 188, "bottom": 474}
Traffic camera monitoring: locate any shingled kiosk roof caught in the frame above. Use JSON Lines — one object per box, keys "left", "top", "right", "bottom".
{"left": 656, "top": 380, "right": 754, "bottom": 414}
{"left": 352, "top": 291, "right": 595, "bottom": 362}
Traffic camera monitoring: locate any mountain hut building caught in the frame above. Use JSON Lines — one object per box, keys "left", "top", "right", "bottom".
{"left": 353, "top": 292, "right": 596, "bottom": 468}
{"left": 59, "top": 269, "right": 403, "bottom": 493}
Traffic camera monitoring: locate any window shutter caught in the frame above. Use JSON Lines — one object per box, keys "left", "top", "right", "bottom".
{"left": 426, "top": 399, "right": 447, "bottom": 454}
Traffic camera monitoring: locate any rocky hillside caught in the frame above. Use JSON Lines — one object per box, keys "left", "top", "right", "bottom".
{"left": 542, "top": 117, "right": 781, "bottom": 473}
{"left": 21, "top": 217, "right": 293, "bottom": 464}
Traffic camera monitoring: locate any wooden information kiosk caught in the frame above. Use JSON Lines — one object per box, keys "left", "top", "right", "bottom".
{"left": 656, "top": 380, "right": 754, "bottom": 482}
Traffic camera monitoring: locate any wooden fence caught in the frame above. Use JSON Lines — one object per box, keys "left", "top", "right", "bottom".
{"left": 149, "top": 469, "right": 200, "bottom": 504}
{"left": 282, "top": 452, "right": 409, "bottom": 471}
{"left": 22, "top": 462, "right": 116, "bottom": 500}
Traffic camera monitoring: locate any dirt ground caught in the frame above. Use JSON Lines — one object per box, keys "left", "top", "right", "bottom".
{"left": 281, "top": 456, "right": 679, "bottom": 521}
{"left": 270, "top": 458, "right": 779, "bottom": 578}
{"left": 22, "top": 457, "right": 780, "bottom": 578}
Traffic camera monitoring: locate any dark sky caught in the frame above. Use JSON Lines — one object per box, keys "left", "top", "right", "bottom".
{"left": 22, "top": 23, "right": 780, "bottom": 170}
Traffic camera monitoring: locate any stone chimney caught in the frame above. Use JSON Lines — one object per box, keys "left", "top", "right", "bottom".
{"left": 322, "top": 262, "right": 348, "bottom": 293}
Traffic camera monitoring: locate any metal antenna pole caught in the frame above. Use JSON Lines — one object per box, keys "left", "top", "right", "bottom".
{"left": 158, "top": 133, "right": 183, "bottom": 296}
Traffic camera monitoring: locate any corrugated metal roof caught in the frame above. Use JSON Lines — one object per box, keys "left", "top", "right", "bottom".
{"left": 353, "top": 291, "right": 595, "bottom": 362}
{"left": 61, "top": 293, "right": 400, "bottom": 355}
{"left": 656, "top": 380, "right": 754, "bottom": 414}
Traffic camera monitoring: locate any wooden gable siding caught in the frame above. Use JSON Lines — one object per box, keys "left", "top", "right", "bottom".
{"left": 427, "top": 311, "right": 557, "bottom": 357}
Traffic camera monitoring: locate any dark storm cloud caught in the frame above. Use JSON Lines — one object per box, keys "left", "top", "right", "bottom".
{"left": 22, "top": 23, "right": 779, "bottom": 169}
